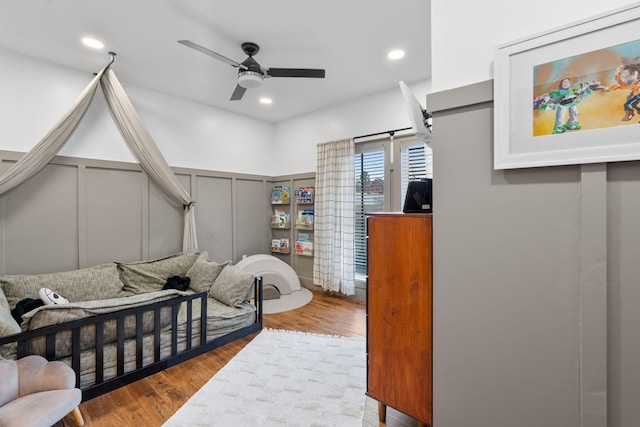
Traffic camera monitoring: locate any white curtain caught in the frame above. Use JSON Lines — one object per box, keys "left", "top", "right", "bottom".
{"left": 313, "top": 139, "right": 355, "bottom": 295}
{"left": 0, "top": 61, "right": 198, "bottom": 251}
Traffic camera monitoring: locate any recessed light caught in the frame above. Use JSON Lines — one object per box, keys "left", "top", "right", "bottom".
{"left": 260, "top": 97, "right": 272, "bottom": 105}
{"left": 82, "top": 37, "right": 105, "bottom": 50}
{"left": 388, "top": 49, "right": 405, "bottom": 61}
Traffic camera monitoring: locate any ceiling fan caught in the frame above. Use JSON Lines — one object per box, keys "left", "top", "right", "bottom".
{"left": 178, "top": 40, "right": 326, "bottom": 101}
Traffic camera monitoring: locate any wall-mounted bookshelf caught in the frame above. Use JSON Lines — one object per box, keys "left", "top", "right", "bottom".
{"left": 294, "top": 187, "right": 314, "bottom": 204}
{"left": 271, "top": 238, "right": 290, "bottom": 254}
{"left": 294, "top": 186, "right": 314, "bottom": 256}
{"left": 295, "top": 209, "right": 314, "bottom": 231}
{"left": 267, "top": 177, "right": 315, "bottom": 286}
{"left": 270, "top": 185, "right": 291, "bottom": 255}
{"left": 271, "top": 208, "right": 290, "bottom": 229}
{"left": 295, "top": 234, "right": 313, "bottom": 256}
{"left": 271, "top": 185, "right": 290, "bottom": 205}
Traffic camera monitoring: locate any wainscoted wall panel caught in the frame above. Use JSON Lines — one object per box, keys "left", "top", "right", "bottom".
{"left": 147, "top": 173, "right": 189, "bottom": 260}
{"left": 85, "top": 167, "right": 145, "bottom": 266}
{"left": 0, "top": 150, "right": 273, "bottom": 275}
{"left": 235, "top": 178, "right": 269, "bottom": 260}
{"left": 2, "top": 163, "right": 79, "bottom": 274}
{"left": 193, "top": 175, "right": 234, "bottom": 262}
{"left": 606, "top": 162, "right": 640, "bottom": 427}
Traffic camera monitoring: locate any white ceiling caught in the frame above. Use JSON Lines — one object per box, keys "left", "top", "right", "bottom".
{"left": 0, "top": 0, "right": 431, "bottom": 123}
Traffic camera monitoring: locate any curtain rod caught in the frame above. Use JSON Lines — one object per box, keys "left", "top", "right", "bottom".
{"left": 353, "top": 126, "right": 412, "bottom": 142}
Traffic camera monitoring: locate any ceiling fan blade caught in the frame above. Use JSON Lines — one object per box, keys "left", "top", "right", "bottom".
{"left": 266, "top": 68, "right": 325, "bottom": 78}
{"left": 178, "top": 40, "right": 247, "bottom": 70}
{"left": 230, "top": 84, "right": 247, "bottom": 101}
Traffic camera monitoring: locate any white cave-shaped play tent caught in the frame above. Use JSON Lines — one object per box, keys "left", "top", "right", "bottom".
{"left": 235, "top": 254, "right": 301, "bottom": 295}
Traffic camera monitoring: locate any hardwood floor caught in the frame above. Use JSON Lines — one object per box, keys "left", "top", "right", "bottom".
{"left": 55, "top": 290, "right": 418, "bottom": 427}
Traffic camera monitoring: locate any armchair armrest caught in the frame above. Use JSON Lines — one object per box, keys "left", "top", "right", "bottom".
{"left": 16, "top": 355, "right": 75, "bottom": 396}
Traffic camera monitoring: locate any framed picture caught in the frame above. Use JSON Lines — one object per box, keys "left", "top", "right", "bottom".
{"left": 494, "top": 3, "right": 640, "bottom": 169}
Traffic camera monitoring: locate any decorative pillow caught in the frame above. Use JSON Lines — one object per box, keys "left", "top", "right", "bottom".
{"left": 0, "top": 294, "right": 20, "bottom": 337}
{"left": 186, "top": 252, "right": 231, "bottom": 293}
{"left": 0, "top": 289, "right": 20, "bottom": 358}
{"left": 208, "top": 264, "right": 255, "bottom": 307}
{"left": 0, "top": 263, "right": 124, "bottom": 309}
{"left": 117, "top": 251, "right": 199, "bottom": 295}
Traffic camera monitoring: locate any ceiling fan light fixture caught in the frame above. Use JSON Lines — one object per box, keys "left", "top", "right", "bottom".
{"left": 238, "top": 71, "right": 263, "bottom": 89}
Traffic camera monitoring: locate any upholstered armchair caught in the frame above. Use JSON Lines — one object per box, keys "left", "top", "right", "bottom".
{"left": 0, "top": 355, "right": 84, "bottom": 427}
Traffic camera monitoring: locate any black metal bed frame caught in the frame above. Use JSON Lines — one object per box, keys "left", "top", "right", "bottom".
{"left": 0, "top": 277, "right": 263, "bottom": 401}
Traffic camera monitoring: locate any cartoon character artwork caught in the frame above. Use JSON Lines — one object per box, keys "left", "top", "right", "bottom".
{"left": 533, "top": 73, "right": 609, "bottom": 134}
{"left": 609, "top": 56, "right": 640, "bottom": 122}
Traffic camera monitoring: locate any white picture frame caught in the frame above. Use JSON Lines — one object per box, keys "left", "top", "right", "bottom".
{"left": 494, "top": 3, "right": 640, "bottom": 169}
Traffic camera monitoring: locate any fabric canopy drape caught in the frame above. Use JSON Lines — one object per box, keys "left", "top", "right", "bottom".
{"left": 0, "top": 60, "right": 198, "bottom": 251}
{"left": 312, "top": 139, "right": 356, "bottom": 296}
{"left": 0, "top": 65, "right": 107, "bottom": 196}
{"left": 100, "top": 68, "right": 197, "bottom": 250}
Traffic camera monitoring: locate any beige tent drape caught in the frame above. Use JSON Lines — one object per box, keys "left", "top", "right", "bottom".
{"left": 0, "top": 61, "right": 198, "bottom": 251}
{"left": 0, "top": 66, "right": 106, "bottom": 196}
{"left": 100, "top": 68, "right": 197, "bottom": 250}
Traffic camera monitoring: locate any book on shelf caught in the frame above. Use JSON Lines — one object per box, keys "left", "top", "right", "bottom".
{"left": 271, "top": 238, "right": 290, "bottom": 254}
{"left": 295, "top": 209, "right": 314, "bottom": 230}
{"left": 295, "top": 240, "right": 313, "bottom": 256}
{"left": 271, "top": 209, "right": 290, "bottom": 228}
{"left": 298, "top": 232, "right": 310, "bottom": 241}
{"left": 294, "top": 187, "right": 314, "bottom": 204}
{"left": 271, "top": 186, "right": 290, "bottom": 204}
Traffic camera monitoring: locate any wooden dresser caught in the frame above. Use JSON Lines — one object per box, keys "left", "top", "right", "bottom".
{"left": 366, "top": 213, "right": 432, "bottom": 427}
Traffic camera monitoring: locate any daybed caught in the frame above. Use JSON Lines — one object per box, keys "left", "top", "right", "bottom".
{"left": 0, "top": 251, "right": 263, "bottom": 400}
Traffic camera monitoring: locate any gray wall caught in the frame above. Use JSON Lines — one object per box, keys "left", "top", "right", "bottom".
{"left": 428, "top": 81, "right": 639, "bottom": 426}
{"left": 0, "top": 150, "right": 270, "bottom": 274}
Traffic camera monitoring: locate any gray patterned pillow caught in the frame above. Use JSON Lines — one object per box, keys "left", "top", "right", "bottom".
{"left": 0, "top": 289, "right": 20, "bottom": 358}
{"left": 208, "top": 265, "right": 255, "bottom": 307}
{"left": 0, "top": 290, "right": 19, "bottom": 336}
{"left": 0, "top": 263, "right": 124, "bottom": 308}
{"left": 117, "top": 251, "right": 199, "bottom": 295}
{"left": 186, "top": 252, "right": 231, "bottom": 293}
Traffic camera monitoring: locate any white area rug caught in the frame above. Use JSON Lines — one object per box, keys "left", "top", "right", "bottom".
{"left": 163, "top": 328, "right": 366, "bottom": 427}
{"left": 262, "top": 287, "right": 313, "bottom": 314}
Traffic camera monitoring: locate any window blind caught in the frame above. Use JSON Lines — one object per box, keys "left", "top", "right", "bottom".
{"left": 400, "top": 143, "right": 432, "bottom": 205}
{"left": 354, "top": 149, "right": 385, "bottom": 275}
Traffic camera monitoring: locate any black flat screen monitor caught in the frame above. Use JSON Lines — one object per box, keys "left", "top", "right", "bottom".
{"left": 403, "top": 178, "right": 432, "bottom": 213}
